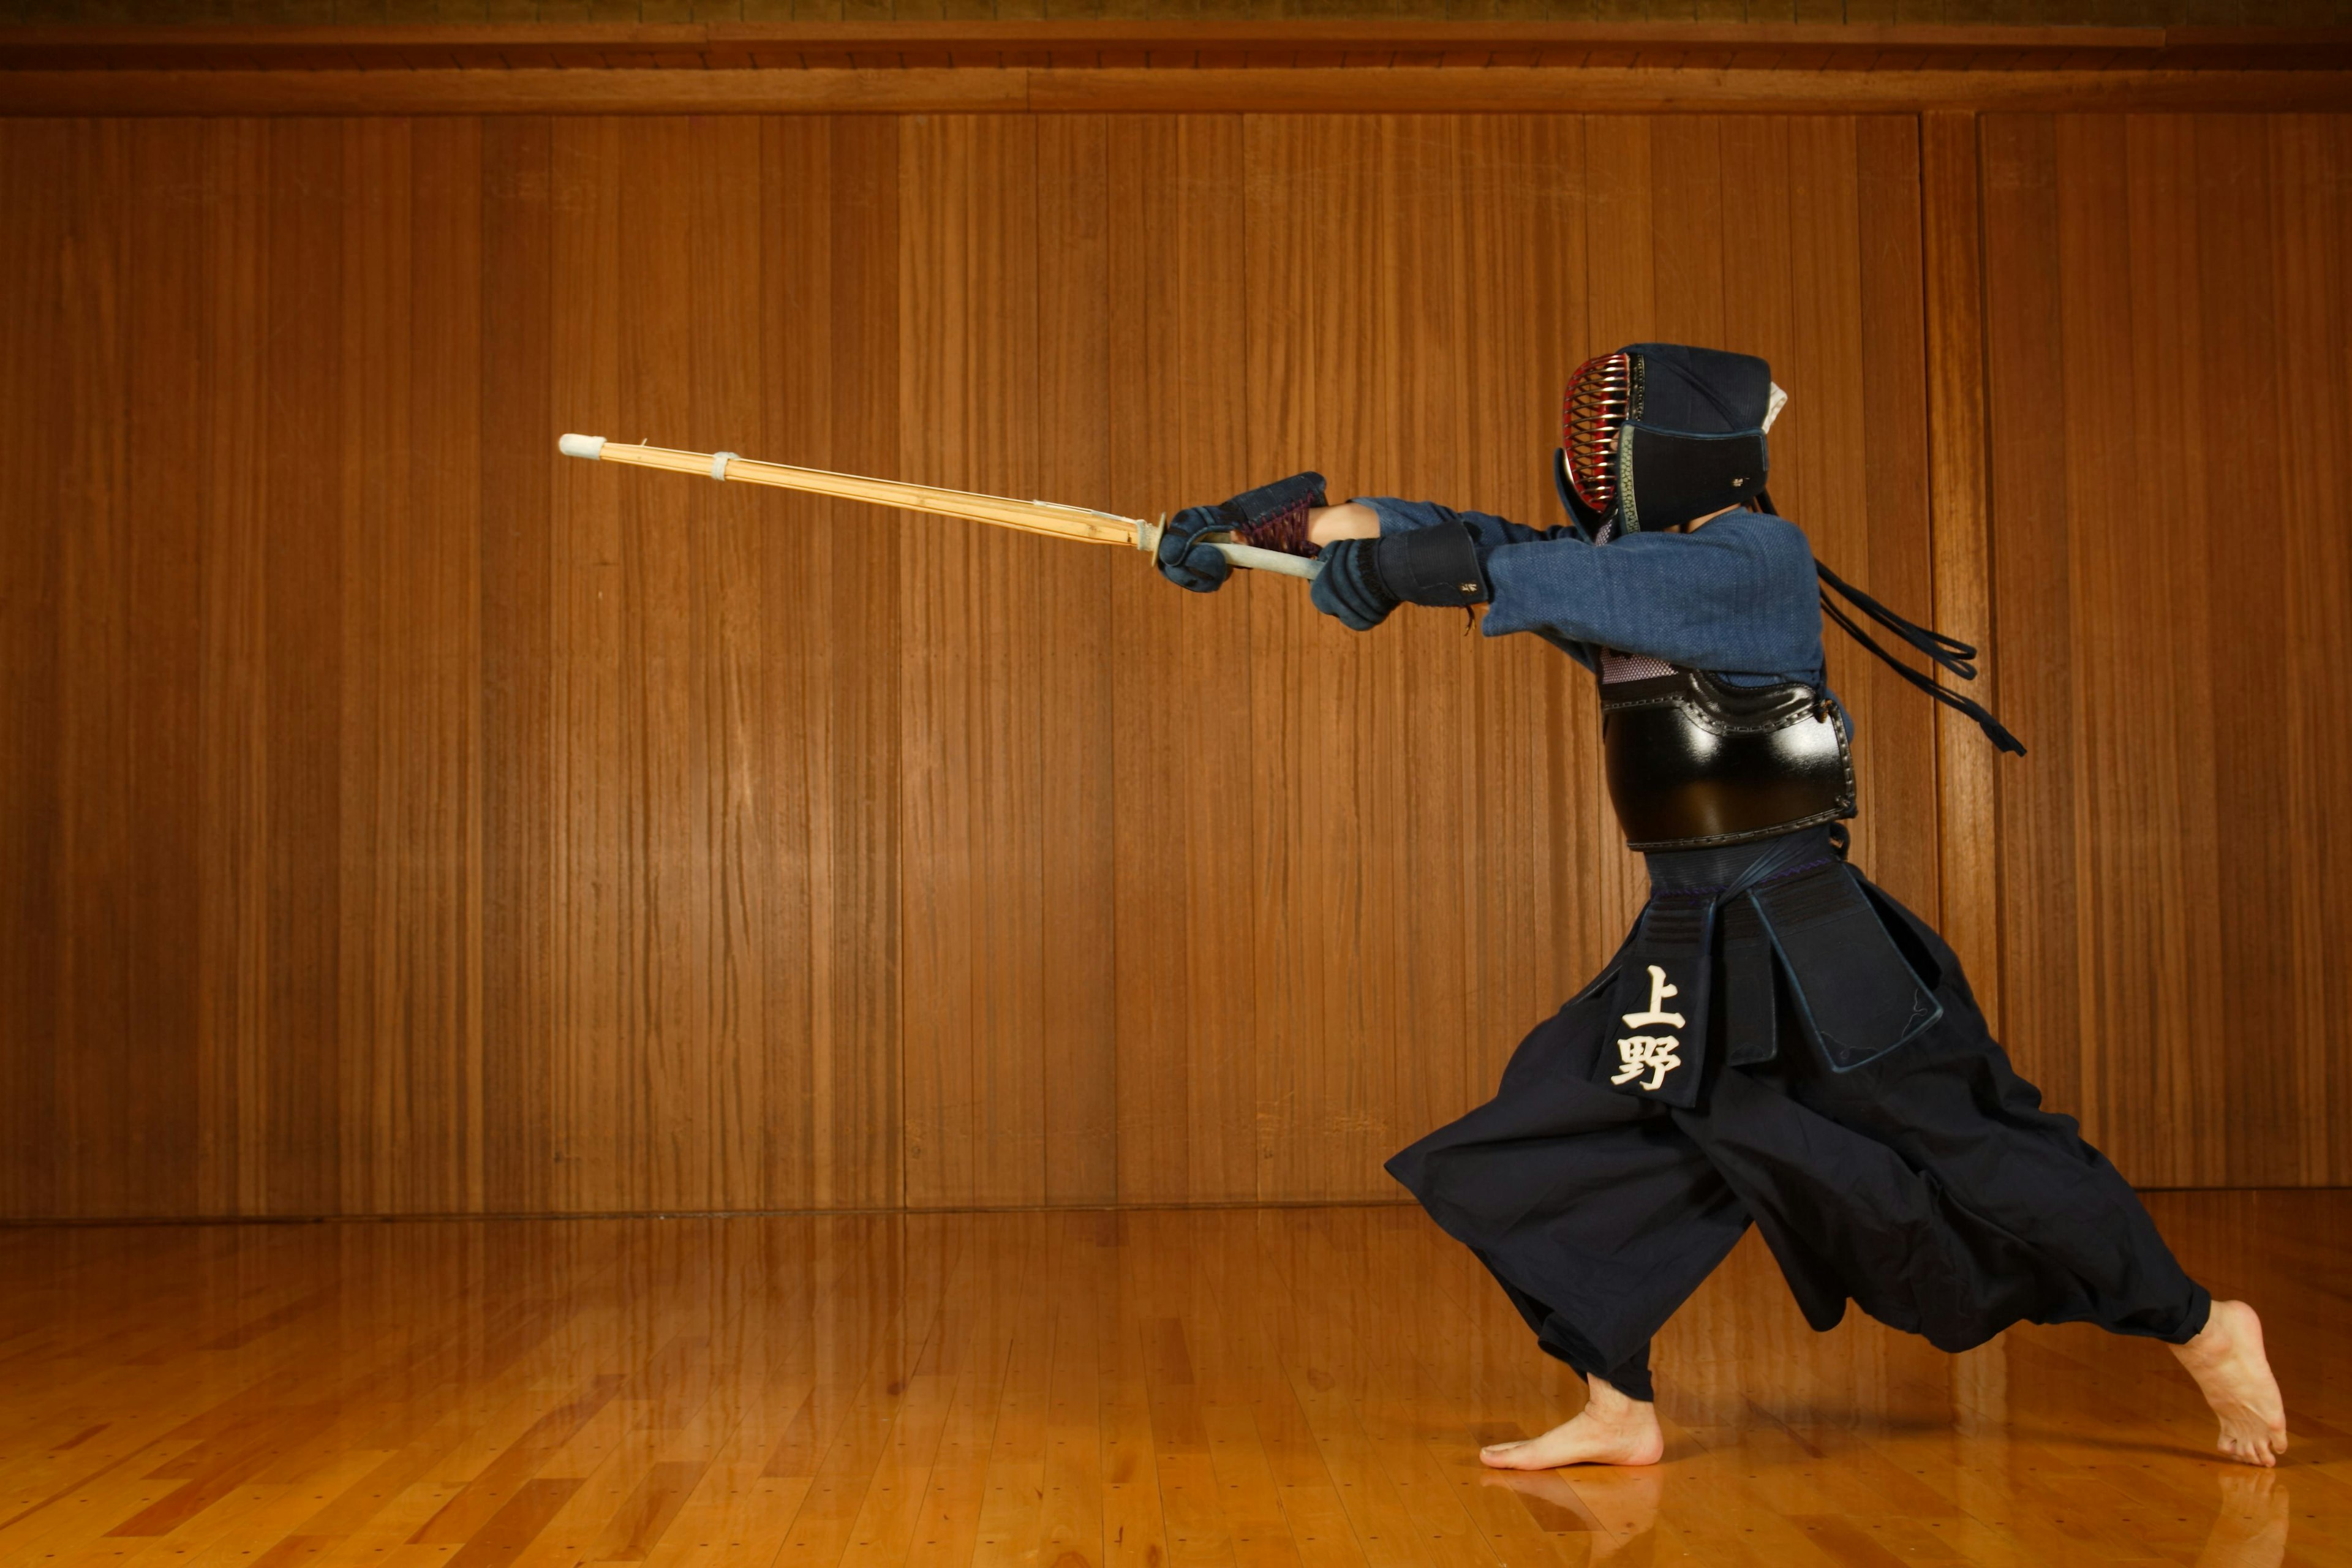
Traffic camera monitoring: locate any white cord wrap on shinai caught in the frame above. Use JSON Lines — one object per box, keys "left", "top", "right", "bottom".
{"left": 710, "top": 451, "right": 736, "bottom": 481}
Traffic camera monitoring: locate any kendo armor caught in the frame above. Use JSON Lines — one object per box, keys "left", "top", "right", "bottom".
{"left": 1558, "top": 344, "right": 2003, "bottom": 851}
{"left": 1599, "top": 658, "right": 1854, "bottom": 852}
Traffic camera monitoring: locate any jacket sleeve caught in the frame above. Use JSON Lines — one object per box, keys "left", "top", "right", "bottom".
{"left": 1352, "top": 499, "right": 1825, "bottom": 681}
{"left": 1478, "top": 513, "right": 1825, "bottom": 680}
{"left": 1357, "top": 497, "right": 1562, "bottom": 551}
{"left": 1354, "top": 498, "right": 1601, "bottom": 669}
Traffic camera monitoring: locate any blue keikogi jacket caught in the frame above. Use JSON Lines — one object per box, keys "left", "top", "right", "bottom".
{"left": 1356, "top": 498, "right": 1831, "bottom": 697}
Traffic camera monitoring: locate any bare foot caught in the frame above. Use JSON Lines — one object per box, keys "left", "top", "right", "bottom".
{"left": 1479, "top": 1377, "right": 1664, "bottom": 1469}
{"left": 2171, "top": 1300, "right": 2289, "bottom": 1468}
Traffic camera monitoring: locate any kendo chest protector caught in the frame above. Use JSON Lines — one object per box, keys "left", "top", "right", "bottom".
{"left": 1599, "top": 667, "right": 1855, "bottom": 851}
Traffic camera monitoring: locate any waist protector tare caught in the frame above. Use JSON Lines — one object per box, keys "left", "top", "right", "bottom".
{"left": 1600, "top": 668, "right": 1855, "bottom": 851}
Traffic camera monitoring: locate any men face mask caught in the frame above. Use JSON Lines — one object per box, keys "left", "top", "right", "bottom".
{"left": 1556, "top": 344, "right": 1782, "bottom": 537}
{"left": 1562, "top": 349, "right": 1636, "bottom": 521}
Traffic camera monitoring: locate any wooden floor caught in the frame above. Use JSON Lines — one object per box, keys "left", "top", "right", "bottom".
{"left": 2, "top": 1192, "right": 2346, "bottom": 1567}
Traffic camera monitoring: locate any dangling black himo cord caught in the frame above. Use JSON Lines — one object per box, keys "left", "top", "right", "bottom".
{"left": 1755, "top": 489, "right": 2026, "bottom": 756}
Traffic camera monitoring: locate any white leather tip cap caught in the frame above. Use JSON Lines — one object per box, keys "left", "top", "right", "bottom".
{"left": 557, "top": 433, "right": 606, "bottom": 459}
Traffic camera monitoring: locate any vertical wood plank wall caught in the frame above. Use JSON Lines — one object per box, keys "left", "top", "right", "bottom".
{"left": 0, "top": 111, "right": 2341, "bottom": 1217}
{"left": 1980, "top": 114, "right": 2352, "bottom": 1188}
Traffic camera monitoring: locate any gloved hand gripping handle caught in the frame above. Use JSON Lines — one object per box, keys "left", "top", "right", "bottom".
{"left": 1134, "top": 516, "right": 1323, "bottom": 581}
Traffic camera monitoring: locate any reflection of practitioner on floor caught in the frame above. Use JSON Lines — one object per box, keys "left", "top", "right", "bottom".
{"left": 1153, "top": 344, "right": 2288, "bottom": 1469}
{"left": 2199, "top": 1472, "right": 2291, "bottom": 1568}
{"left": 1482, "top": 1463, "right": 1662, "bottom": 1562}
{"left": 1479, "top": 1441, "right": 2290, "bottom": 1562}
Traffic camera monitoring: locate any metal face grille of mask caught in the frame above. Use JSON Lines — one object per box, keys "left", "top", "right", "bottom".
{"left": 1562, "top": 350, "right": 1638, "bottom": 516}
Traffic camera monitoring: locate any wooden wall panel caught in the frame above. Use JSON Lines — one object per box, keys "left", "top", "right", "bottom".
{"left": 9, "top": 107, "right": 2332, "bottom": 1216}
{"left": 2266, "top": 116, "right": 2352, "bottom": 1183}
{"left": 1851, "top": 116, "right": 1943, "bottom": 914}
{"left": 480, "top": 116, "right": 557, "bottom": 1216}
{"left": 0, "top": 121, "right": 68, "bottom": 1221}
{"left": 338, "top": 118, "right": 488, "bottom": 1215}
{"left": 1921, "top": 110, "right": 2001, "bottom": 1025}
{"left": 1104, "top": 115, "right": 1256, "bottom": 1206}
{"left": 194, "top": 119, "right": 268, "bottom": 1221}
{"left": 1032, "top": 118, "right": 1118, "bottom": 1209}
{"left": 897, "top": 113, "right": 1054, "bottom": 1209}
{"left": 1981, "top": 113, "right": 2352, "bottom": 1187}
{"left": 757, "top": 116, "right": 907, "bottom": 1213}
{"left": 1450, "top": 115, "right": 1600, "bottom": 1115}
{"left": 262, "top": 119, "right": 347, "bottom": 1218}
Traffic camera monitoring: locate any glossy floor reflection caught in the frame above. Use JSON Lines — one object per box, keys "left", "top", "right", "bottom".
{"left": 2, "top": 1190, "right": 2346, "bottom": 1566}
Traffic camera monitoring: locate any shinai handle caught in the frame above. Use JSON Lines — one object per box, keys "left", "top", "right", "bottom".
{"left": 559, "top": 434, "right": 1322, "bottom": 581}
{"left": 1131, "top": 518, "right": 1323, "bottom": 580}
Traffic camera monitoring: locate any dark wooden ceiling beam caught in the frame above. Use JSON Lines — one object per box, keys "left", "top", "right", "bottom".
{"left": 5, "top": 21, "right": 2347, "bottom": 114}
{"left": 6, "top": 21, "right": 2351, "bottom": 71}
{"left": 6, "top": 61, "right": 2348, "bottom": 115}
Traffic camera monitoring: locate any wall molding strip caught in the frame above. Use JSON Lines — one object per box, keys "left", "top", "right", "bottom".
{"left": 4, "top": 21, "right": 2350, "bottom": 115}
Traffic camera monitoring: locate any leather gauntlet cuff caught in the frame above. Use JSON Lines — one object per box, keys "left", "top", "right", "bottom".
{"left": 1374, "top": 517, "right": 1492, "bottom": 608}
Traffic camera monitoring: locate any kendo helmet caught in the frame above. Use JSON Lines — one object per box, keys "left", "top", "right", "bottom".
{"left": 1555, "top": 343, "right": 1787, "bottom": 538}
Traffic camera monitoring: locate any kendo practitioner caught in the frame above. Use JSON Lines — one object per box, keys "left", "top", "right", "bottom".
{"left": 1153, "top": 343, "right": 2289, "bottom": 1469}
